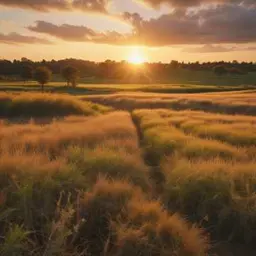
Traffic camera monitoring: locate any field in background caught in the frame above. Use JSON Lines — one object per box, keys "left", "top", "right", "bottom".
{"left": 84, "top": 90, "right": 256, "bottom": 116}
{"left": 0, "top": 86, "right": 255, "bottom": 255}
{"left": 46, "top": 69, "right": 256, "bottom": 86}
{"left": 0, "top": 81, "right": 256, "bottom": 95}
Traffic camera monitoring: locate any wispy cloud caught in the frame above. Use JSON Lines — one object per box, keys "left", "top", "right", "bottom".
{"left": 183, "top": 44, "right": 256, "bottom": 53}
{"left": 137, "top": 0, "right": 256, "bottom": 9}
{"left": 0, "top": 0, "right": 110, "bottom": 13}
{"left": 0, "top": 32, "right": 52, "bottom": 44}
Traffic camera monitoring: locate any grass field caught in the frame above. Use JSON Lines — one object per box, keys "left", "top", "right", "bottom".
{"left": 0, "top": 85, "right": 255, "bottom": 255}
{"left": 51, "top": 69, "right": 256, "bottom": 86}
{"left": 1, "top": 81, "right": 256, "bottom": 95}
{"left": 84, "top": 90, "right": 256, "bottom": 115}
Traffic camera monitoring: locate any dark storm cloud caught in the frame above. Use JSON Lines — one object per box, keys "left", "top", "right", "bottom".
{"left": 0, "top": 32, "right": 52, "bottom": 44}
{"left": 0, "top": 0, "right": 109, "bottom": 13}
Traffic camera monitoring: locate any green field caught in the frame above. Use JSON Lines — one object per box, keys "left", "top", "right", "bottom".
{"left": 0, "top": 84, "right": 255, "bottom": 255}
{"left": 1, "top": 81, "right": 256, "bottom": 95}
{"left": 52, "top": 69, "right": 256, "bottom": 86}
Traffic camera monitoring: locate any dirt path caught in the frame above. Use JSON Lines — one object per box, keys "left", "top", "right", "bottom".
{"left": 129, "top": 111, "right": 256, "bottom": 256}
{"left": 130, "top": 112, "right": 165, "bottom": 196}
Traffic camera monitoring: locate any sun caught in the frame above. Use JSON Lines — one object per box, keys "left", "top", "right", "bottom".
{"left": 127, "top": 47, "right": 146, "bottom": 65}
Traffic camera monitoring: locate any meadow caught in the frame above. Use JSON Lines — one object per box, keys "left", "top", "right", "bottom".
{"left": 85, "top": 90, "right": 256, "bottom": 115}
{"left": 1, "top": 81, "right": 256, "bottom": 95}
{"left": 0, "top": 87, "right": 255, "bottom": 255}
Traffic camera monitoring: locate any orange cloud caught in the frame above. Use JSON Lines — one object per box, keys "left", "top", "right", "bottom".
{"left": 138, "top": 0, "right": 256, "bottom": 8}
{"left": 28, "top": 4, "right": 256, "bottom": 46}
{"left": 0, "top": 32, "right": 52, "bottom": 44}
{"left": 0, "top": 0, "right": 109, "bottom": 13}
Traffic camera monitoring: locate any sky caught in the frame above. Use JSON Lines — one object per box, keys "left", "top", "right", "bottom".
{"left": 0, "top": 0, "right": 256, "bottom": 62}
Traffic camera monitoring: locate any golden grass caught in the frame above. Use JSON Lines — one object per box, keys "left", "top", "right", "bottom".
{"left": 133, "top": 109, "right": 249, "bottom": 165}
{"left": 162, "top": 157, "right": 256, "bottom": 243}
{"left": 1, "top": 89, "right": 255, "bottom": 254}
{"left": 0, "top": 92, "right": 110, "bottom": 118}
{"left": 0, "top": 111, "right": 152, "bottom": 255}
{"left": 78, "top": 178, "right": 208, "bottom": 255}
{"left": 0, "top": 112, "right": 139, "bottom": 157}
{"left": 83, "top": 91, "right": 256, "bottom": 115}
{"left": 132, "top": 108, "right": 256, "bottom": 245}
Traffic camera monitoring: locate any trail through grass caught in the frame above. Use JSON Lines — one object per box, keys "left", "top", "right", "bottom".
{"left": 132, "top": 108, "right": 256, "bottom": 251}
{"left": 0, "top": 110, "right": 209, "bottom": 256}
{"left": 0, "top": 89, "right": 256, "bottom": 255}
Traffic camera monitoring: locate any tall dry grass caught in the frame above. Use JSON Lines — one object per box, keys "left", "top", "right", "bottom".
{"left": 0, "top": 92, "right": 110, "bottom": 118}
{"left": 133, "top": 108, "right": 256, "bottom": 246}
{"left": 162, "top": 157, "right": 256, "bottom": 244}
{"left": 0, "top": 110, "right": 208, "bottom": 255}
{"left": 132, "top": 109, "right": 248, "bottom": 165}
{"left": 77, "top": 178, "right": 208, "bottom": 255}
{"left": 0, "top": 111, "right": 145, "bottom": 255}
{"left": 83, "top": 91, "right": 256, "bottom": 115}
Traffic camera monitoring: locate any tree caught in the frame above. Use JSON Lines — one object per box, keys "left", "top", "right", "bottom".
{"left": 20, "top": 65, "right": 33, "bottom": 83}
{"left": 34, "top": 66, "right": 51, "bottom": 92}
{"left": 170, "top": 60, "right": 179, "bottom": 69}
{"left": 228, "top": 67, "right": 245, "bottom": 75}
{"left": 61, "top": 66, "right": 79, "bottom": 87}
{"left": 213, "top": 65, "right": 228, "bottom": 76}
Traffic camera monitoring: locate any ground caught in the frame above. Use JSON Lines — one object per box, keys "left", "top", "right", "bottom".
{"left": 0, "top": 81, "right": 255, "bottom": 255}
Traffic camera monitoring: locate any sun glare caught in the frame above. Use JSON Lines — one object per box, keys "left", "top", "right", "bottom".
{"left": 127, "top": 47, "right": 146, "bottom": 65}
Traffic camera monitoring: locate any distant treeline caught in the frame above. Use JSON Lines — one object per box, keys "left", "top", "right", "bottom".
{"left": 1, "top": 58, "right": 256, "bottom": 82}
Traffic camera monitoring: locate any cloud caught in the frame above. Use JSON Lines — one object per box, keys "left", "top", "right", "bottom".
{"left": 0, "top": 0, "right": 109, "bottom": 13}
{"left": 28, "top": 21, "right": 97, "bottom": 41}
{"left": 138, "top": 0, "right": 256, "bottom": 8}
{"left": 182, "top": 44, "right": 256, "bottom": 53}
{"left": 27, "top": 4, "right": 256, "bottom": 46}
{"left": 128, "top": 4, "right": 256, "bottom": 46}
{"left": 28, "top": 21, "right": 133, "bottom": 45}
{"left": 0, "top": 32, "right": 52, "bottom": 44}
{"left": 72, "top": 0, "right": 109, "bottom": 13}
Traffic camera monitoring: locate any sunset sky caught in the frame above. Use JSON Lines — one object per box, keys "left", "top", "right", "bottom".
{"left": 0, "top": 0, "right": 256, "bottom": 62}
